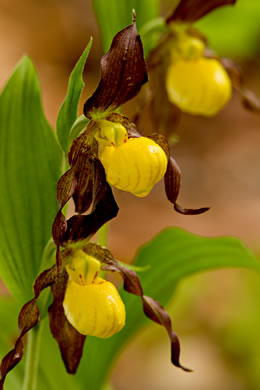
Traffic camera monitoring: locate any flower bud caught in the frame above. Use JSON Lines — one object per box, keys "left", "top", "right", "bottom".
{"left": 98, "top": 133, "right": 168, "bottom": 197}
{"left": 63, "top": 277, "right": 126, "bottom": 338}
{"left": 166, "top": 57, "right": 232, "bottom": 116}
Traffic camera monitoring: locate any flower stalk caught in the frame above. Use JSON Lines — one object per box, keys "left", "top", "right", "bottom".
{"left": 22, "top": 322, "right": 44, "bottom": 390}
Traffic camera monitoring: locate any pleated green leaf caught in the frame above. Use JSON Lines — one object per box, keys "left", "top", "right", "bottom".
{"left": 0, "top": 57, "right": 62, "bottom": 303}
{"left": 76, "top": 227, "right": 260, "bottom": 389}
{"left": 56, "top": 39, "right": 92, "bottom": 153}
{"left": 93, "top": 0, "right": 160, "bottom": 52}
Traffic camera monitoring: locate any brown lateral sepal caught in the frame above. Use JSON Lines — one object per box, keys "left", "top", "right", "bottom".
{"left": 102, "top": 255, "right": 189, "bottom": 371}
{"left": 48, "top": 270, "right": 86, "bottom": 373}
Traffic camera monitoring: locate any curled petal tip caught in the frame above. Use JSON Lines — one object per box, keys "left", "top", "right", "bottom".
{"left": 174, "top": 203, "right": 210, "bottom": 215}
{"left": 178, "top": 363, "right": 193, "bottom": 373}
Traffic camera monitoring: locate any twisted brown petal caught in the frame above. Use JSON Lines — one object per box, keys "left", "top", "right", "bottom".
{"left": 52, "top": 168, "right": 77, "bottom": 246}
{"left": 0, "top": 265, "right": 58, "bottom": 388}
{"left": 164, "top": 157, "right": 210, "bottom": 215}
{"left": 64, "top": 160, "right": 119, "bottom": 243}
{"left": 102, "top": 255, "right": 189, "bottom": 371}
{"left": 142, "top": 296, "right": 191, "bottom": 371}
{"left": 72, "top": 155, "right": 94, "bottom": 214}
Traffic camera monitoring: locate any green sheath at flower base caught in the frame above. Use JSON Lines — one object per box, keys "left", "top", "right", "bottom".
{"left": 63, "top": 250, "right": 126, "bottom": 338}
{"left": 166, "top": 56, "right": 232, "bottom": 116}
{"left": 96, "top": 121, "right": 168, "bottom": 197}
{"left": 65, "top": 249, "right": 101, "bottom": 285}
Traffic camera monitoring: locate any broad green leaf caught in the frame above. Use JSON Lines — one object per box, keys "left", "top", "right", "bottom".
{"left": 56, "top": 39, "right": 92, "bottom": 153}
{"left": 76, "top": 227, "right": 260, "bottom": 389}
{"left": 93, "top": 0, "right": 160, "bottom": 52}
{"left": 0, "top": 57, "right": 62, "bottom": 303}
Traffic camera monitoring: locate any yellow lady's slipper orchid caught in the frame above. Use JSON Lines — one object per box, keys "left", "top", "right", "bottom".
{"left": 166, "top": 57, "right": 232, "bottom": 116}
{"left": 96, "top": 121, "right": 168, "bottom": 197}
{"left": 63, "top": 250, "right": 126, "bottom": 338}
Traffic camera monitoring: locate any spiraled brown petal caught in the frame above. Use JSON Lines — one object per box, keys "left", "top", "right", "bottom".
{"left": 52, "top": 169, "right": 77, "bottom": 247}
{"left": 64, "top": 183, "right": 119, "bottom": 243}
{"left": 0, "top": 339, "right": 23, "bottom": 390}
{"left": 0, "top": 299, "right": 39, "bottom": 388}
{"left": 142, "top": 296, "right": 191, "bottom": 371}
{"left": 164, "top": 157, "right": 210, "bottom": 215}
{"left": 102, "top": 258, "right": 143, "bottom": 296}
{"left": 53, "top": 169, "right": 77, "bottom": 247}
{"left": 72, "top": 155, "right": 94, "bottom": 214}
{"left": 18, "top": 298, "right": 39, "bottom": 336}
{"left": 52, "top": 209, "right": 67, "bottom": 246}
{"left": 33, "top": 264, "right": 57, "bottom": 296}
{"left": 56, "top": 168, "right": 77, "bottom": 208}
{"left": 68, "top": 120, "right": 98, "bottom": 166}
{"left": 53, "top": 122, "right": 98, "bottom": 249}
{"left": 101, "top": 255, "right": 188, "bottom": 370}
{"left": 0, "top": 264, "right": 58, "bottom": 389}
{"left": 166, "top": 0, "right": 237, "bottom": 23}
{"left": 84, "top": 14, "right": 148, "bottom": 119}
{"left": 48, "top": 270, "right": 86, "bottom": 373}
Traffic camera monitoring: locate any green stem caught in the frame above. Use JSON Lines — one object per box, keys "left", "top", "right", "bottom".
{"left": 97, "top": 223, "right": 109, "bottom": 247}
{"left": 102, "top": 383, "right": 115, "bottom": 390}
{"left": 22, "top": 321, "right": 44, "bottom": 390}
{"left": 139, "top": 17, "right": 166, "bottom": 38}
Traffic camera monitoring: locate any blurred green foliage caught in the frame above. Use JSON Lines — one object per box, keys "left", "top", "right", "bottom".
{"left": 93, "top": 0, "right": 160, "bottom": 52}
{"left": 217, "top": 272, "right": 260, "bottom": 390}
{"left": 196, "top": 0, "right": 260, "bottom": 57}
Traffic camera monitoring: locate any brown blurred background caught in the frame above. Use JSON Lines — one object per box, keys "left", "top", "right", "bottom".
{"left": 1, "top": 0, "right": 260, "bottom": 389}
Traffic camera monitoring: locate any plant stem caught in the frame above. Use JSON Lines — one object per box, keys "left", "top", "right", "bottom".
{"left": 97, "top": 223, "right": 109, "bottom": 247}
{"left": 22, "top": 321, "right": 44, "bottom": 390}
